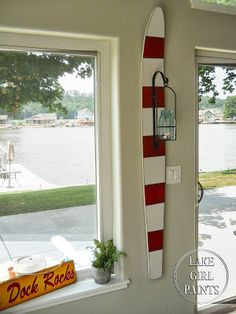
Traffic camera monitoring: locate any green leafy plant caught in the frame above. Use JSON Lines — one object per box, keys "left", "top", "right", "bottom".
{"left": 92, "top": 239, "right": 125, "bottom": 270}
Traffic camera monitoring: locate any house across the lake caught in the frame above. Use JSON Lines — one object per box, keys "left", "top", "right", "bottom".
{"left": 76, "top": 108, "right": 94, "bottom": 125}
{"left": 199, "top": 109, "right": 223, "bottom": 123}
{"left": 25, "top": 113, "right": 57, "bottom": 125}
{"left": 0, "top": 115, "right": 8, "bottom": 125}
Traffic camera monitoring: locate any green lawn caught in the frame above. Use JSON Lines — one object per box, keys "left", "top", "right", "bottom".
{"left": 0, "top": 185, "right": 96, "bottom": 216}
{"left": 199, "top": 169, "right": 236, "bottom": 190}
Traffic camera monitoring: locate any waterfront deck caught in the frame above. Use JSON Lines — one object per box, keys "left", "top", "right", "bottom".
{"left": 0, "top": 163, "right": 57, "bottom": 192}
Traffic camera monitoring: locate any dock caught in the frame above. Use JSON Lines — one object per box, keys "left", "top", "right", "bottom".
{"left": 0, "top": 163, "right": 57, "bottom": 192}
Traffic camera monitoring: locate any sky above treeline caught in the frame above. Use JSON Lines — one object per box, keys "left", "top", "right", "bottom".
{"left": 58, "top": 66, "right": 236, "bottom": 99}
{"left": 213, "top": 67, "right": 235, "bottom": 99}
{"left": 59, "top": 72, "right": 94, "bottom": 94}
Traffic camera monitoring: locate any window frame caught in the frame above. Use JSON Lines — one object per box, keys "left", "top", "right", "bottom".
{"left": 195, "top": 49, "right": 236, "bottom": 313}
{"left": 0, "top": 28, "right": 127, "bottom": 314}
{"left": 191, "top": 0, "right": 236, "bottom": 15}
{"left": 0, "top": 31, "right": 114, "bottom": 261}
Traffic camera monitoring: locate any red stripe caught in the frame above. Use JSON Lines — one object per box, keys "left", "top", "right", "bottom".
{"left": 148, "top": 230, "right": 164, "bottom": 252}
{"left": 142, "top": 86, "right": 164, "bottom": 108}
{"left": 143, "top": 136, "right": 165, "bottom": 158}
{"left": 145, "top": 183, "right": 165, "bottom": 206}
{"left": 143, "top": 36, "right": 164, "bottom": 58}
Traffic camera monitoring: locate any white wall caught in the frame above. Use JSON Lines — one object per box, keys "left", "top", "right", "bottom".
{"left": 0, "top": 0, "right": 235, "bottom": 313}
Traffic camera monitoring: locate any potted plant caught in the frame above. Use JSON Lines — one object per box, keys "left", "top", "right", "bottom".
{"left": 91, "top": 239, "right": 125, "bottom": 284}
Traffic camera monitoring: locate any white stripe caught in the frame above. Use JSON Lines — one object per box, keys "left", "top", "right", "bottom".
{"left": 142, "top": 108, "right": 153, "bottom": 136}
{"left": 146, "top": 8, "right": 164, "bottom": 38}
{"left": 148, "top": 250, "right": 163, "bottom": 279}
{"left": 142, "top": 58, "right": 164, "bottom": 87}
{"left": 146, "top": 203, "right": 164, "bottom": 232}
{"left": 142, "top": 108, "right": 166, "bottom": 137}
{"left": 144, "top": 156, "right": 165, "bottom": 185}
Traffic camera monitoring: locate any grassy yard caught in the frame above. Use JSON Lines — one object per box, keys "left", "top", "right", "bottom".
{"left": 2, "top": 169, "right": 236, "bottom": 216}
{"left": 199, "top": 169, "right": 236, "bottom": 190}
{"left": 0, "top": 185, "right": 96, "bottom": 216}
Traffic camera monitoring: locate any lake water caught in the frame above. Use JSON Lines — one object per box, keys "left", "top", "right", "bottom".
{"left": 0, "top": 124, "right": 235, "bottom": 184}
{"left": 199, "top": 124, "right": 236, "bottom": 172}
{"left": 0, "top": 127, "right": 96, "bottom": 186}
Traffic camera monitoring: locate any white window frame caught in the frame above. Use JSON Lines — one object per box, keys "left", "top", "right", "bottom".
{"left": 0, "top": 29, "right": 128, "bottom": 314}
{"left": 195, "top": 48, "right": 236, "bottom": 314}
{"left": 0, "top": 30, "right": 114, "bottom": 241}
{"left": 191, "top": 0, "right": 236, "bottom": 15}
{"left": 196, "top": 48, "right": 236, "bottom": 65}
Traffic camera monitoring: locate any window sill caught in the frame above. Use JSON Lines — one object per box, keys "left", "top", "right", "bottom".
{"left": 198, "top": 296, "right": 236, "bottom": 314}
{"left": 2, "top": 276, "right": 130, "bottom": 314}
{"left": 191, "top": 0, "right": 236, "bottom": 16}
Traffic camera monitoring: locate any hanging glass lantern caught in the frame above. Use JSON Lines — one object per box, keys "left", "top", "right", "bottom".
{"left": 152, "top": 71, "right": 176, "bottom": 148}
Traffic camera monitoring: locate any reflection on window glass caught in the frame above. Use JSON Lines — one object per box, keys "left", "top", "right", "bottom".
{"left": 203, "top": 0, "right": 236, "bottom": 6}
{"left": 0, "top": 50, "right": 97, "bottom": 281}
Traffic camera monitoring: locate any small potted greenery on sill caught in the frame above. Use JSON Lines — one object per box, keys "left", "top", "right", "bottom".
{"left": 91, "top": 239, "right": 125, "bottom": 284}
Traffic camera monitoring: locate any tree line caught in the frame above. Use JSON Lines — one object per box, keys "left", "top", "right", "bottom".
{"left": 0, "top": 51, "right": 94, "bottom": 117}
{"left": 199, "top": 95, "right": 236, "bottom": 119}
{"left": 11, "top": 91, "right": 94, "bottom": 120}
{"left": 0, "top": 51, "right": 235, "bottom": 120}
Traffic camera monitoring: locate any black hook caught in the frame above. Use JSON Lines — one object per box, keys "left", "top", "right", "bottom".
{"left": 152, "top": 71, "right": 176, "bottom": 148}
{"left": 152, "top": 71, "right": 168, "bottom": 149}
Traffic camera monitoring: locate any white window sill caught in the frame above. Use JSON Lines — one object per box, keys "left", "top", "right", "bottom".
{"left": 198, "top": 296, "right": 236, "bottom": 314}
{"left": 2, "top": 275, "right": 130, "bottom": 314}
{"left": 191, "top": 0, "right": 236, "bottom": 16}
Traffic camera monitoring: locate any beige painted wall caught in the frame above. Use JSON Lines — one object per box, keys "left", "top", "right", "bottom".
{"left": 0, "top": 0, "right": 235, "bottom": 313}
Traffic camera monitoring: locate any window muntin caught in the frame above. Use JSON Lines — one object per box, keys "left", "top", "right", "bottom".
{"left": 0, "top": 49, "right": 99, "bottom": 280}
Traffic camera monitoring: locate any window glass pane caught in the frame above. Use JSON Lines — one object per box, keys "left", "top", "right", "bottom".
{"left": 0, "top": 50, "right": 97, "bottom": 280}
{"left": 201, "top": 0, "right": 236, "bottom": 6}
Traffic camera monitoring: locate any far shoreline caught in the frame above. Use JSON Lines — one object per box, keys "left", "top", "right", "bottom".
{"left": 200, "top": 121, "right": 236, "bottom": 125}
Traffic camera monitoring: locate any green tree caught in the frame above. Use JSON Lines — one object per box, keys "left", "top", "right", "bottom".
{"left": 224, "top": 96, "right": 236, "bottom": 118}
{"left": 223, "top": 67, "right": 236, "bottom": 93}
{"left": 199, "top": 96, "right": 224, "bottom": 110}
{"left": 198, "top": 65, "right": 219, "bottom": 103}
{"left": 199, "top": 65, "right": 236, "bottom": 104}
{"left": 22, "top": 102, "right": 48, "bottom": 119}
{"left": 61, "top": 91, "right": 94, "bottom": 119}
{"left": 0, "top": 51, "right": 94, "bottom": 114}
{"left": 11, "top": 92, "right": 94, "bottom": 119}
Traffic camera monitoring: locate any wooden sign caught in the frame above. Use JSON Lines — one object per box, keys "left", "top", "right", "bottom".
{"left": 0, "top": 260, "right": 77, "bottom": 311}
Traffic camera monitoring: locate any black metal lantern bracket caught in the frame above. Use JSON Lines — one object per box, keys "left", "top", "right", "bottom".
{"left": 152, "top": 70, "right": 176, "bottom": 149}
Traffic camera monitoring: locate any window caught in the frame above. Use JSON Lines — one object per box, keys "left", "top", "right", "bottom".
{"left": 195, "top": 49, "right": 236, "bottom": 313}
{"left": 191, "top": 0, "right": 236, "bottom": 15}
{"left": 200, "top": 0, "right": 236, "bottom": 6}
{"left": 0, "top": 34, "right": 114, "bottom": 281}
